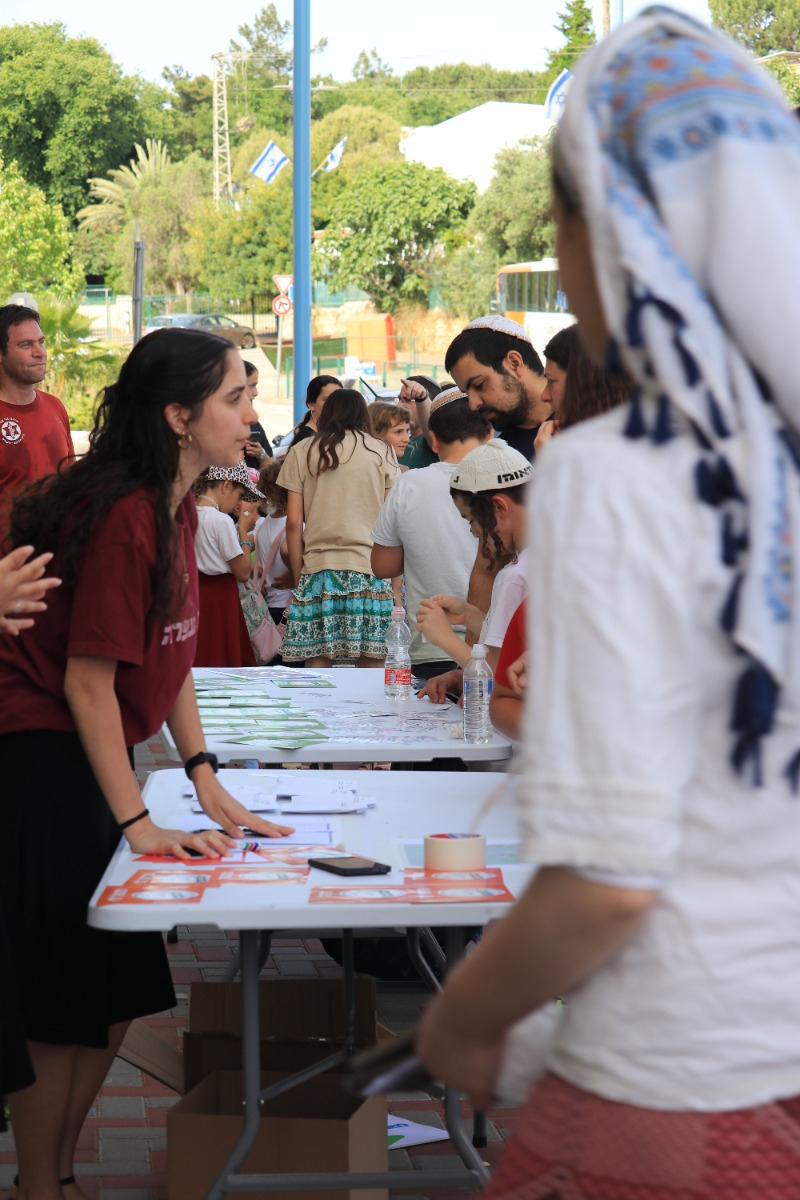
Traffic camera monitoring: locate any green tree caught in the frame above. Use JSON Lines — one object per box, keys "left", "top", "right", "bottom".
{"left": 0, "top": 23, "right": 168, "bottom": 219}
{"left": 78, "top": 140, "right": 173, "bottom": 237}
{"left": 37, "top": 298, "right": 122, "bottom": 424}
{"left": 710, "top": 0, "right": 800, "bottom": 54}
{"left": 763, "top": 56, "right": 800, "bottom": 103}
{"left": 230, "top": 105, "right": 402, "bottom": 225}
{"left": 400, "top": 63, "right": 549, "bottom": 126}
{"left": 353, "top": 49, "right": 394, "bottom": 82}
{"left": 0, "top": 157, "right": 84, "bottom": 298}
{"left": 471, "top": 137, "right": 556, "bottom": 263}
{"left": 310, "top": 106, "right": 403, "bottom": 227}
{"left": 187, "top": 179, "right": 293, "bottom": 298}
{"left": 436, "top": 238, "right": 501, "bottom": 321}
{"left": 226, "top": 5, "right": 328, "bottom": 134}
{"left": 317, "top": 161, "right": 475, "bottom": 312}
{"left": 77, "top": 142, "right": 211, "bottom": 293}
{"left": 546, "top": 0, "right": 596, "bottom": 85}
{"left": 162, "top": 67, "right": 214, "bottom": 159}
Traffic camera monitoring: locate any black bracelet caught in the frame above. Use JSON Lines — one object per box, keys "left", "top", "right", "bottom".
{"left": 184, "top": 750, "right": 219, "bottom": 780}
{"left": 119, "top": 808, "right": 149, "bottom": 831}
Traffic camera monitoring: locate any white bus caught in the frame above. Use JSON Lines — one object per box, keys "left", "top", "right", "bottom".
{"left": 496, "top": 257, "right": 574, "bottom": 353}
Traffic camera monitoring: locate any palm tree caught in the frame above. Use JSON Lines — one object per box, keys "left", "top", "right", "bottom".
{"left": 77, "top": 139, "right": 172, "bottom": 237}
{"left": 37, "top": 298, "right": 121, "bottom": 422}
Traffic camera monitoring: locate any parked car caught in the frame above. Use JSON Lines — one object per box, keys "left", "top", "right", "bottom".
{"left": 142, "top": 313, "right": 258, "bottom": 348}
{"left": 191, "top": 314, "right": 258, "bottom": 348}
{"left": 143, "top": 314, "right": 198, "bottom": 334}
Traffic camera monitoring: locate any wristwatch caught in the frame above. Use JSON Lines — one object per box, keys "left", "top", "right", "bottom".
{"left": 184, "top": 751, "right": 219, "bottom": 780}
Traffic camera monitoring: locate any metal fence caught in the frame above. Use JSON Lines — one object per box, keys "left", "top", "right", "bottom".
{"left": 79, "top": 290, "right": 280, "bottom": 344}
{"left": 80, "top": 284, "right": 370, "bottom": 344}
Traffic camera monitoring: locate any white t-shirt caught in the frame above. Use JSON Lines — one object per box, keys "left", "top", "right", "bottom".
{"left": 254, "top": 514, "right": 292, "bottom": 608}
{"left": 371, "top": 462, "right": 477, "bottom": 664}
{"left": 518, "top": 403, "right": 800, "bottom": 1111}
{"left": 480, "top": 549, "right": 528, "bottom": 649}
{"left": 194, "top": 506, "right": 242, "bottom": 575}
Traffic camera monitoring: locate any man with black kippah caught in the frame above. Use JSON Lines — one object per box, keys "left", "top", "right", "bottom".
{"left": 444, "top": 315, "right": 552, "bottom": 462}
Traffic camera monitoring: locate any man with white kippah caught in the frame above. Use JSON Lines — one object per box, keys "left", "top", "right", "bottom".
{"left": 371, "top": 387, "right": 492, "bottom": 679}
{"left": 444, "top": 314, "right": 551, "bottom": 462}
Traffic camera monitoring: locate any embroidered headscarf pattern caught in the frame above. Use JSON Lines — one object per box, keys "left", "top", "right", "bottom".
{"left": 554, "top": 6, "right": 800, "bottom": 785}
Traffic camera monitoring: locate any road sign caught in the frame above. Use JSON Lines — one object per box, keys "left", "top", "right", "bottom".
{"left": 273, "top": 274, "right": 293, "bottom": 296}
{"left": 272, "top": 294, "right": 292, "bottom": 317}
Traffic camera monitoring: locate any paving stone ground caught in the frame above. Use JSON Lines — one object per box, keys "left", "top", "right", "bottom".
{"left": 0, "top": 739, "right": 518, "bottom": 1199}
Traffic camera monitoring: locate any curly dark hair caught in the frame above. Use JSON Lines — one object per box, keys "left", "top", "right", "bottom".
{"left": 7, "top": 327, "right": 234, "bottom": 617}
{"left": 451, "top": 483, "right": 528, "bottom": 569}
{"left": 257, "top": 459, "right": 289, "bottom": 513}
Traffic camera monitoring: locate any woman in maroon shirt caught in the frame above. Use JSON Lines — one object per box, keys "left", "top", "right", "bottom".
{"left": 0, "top": 329, "right": 291, "bottom": 1200}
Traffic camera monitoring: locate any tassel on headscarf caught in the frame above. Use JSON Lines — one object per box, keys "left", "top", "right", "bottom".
{"left": 623, "top": 389, "right": 647, "bottom": 439}
{"left": 730, "top": 662, "right": 778, "bottom": 786}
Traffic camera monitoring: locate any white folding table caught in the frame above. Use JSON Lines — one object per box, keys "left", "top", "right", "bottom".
{"left": 88, "top": 768, "right": 532, "bottom": 1197}
{"left": 159, "top": 666, "right": 513, "bottom": 765}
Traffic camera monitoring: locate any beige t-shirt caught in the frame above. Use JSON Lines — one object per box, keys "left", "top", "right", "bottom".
{"left": 278, "top": 430, "right": 399, "bottom": 575}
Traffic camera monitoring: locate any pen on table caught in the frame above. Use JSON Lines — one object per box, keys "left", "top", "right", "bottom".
{"left": 191, "top": 827, "right": 264, "bottom": 837}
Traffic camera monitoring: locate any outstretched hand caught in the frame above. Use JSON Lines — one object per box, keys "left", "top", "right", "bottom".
{"left": 416, "top": 669, "right": 463, "bottom": 705}
{"left": 0, "top": 546, "right": 61, "bottom": 636}
{"left": 123, "top": 818, "right": 240, "bottom": 860}
{"left": 196, "top": 774, "right": 294, "bottom": 839}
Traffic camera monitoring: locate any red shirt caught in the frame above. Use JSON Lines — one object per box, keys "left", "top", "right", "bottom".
{"left": 495, "top": 600, "right": 526, "bottom": 689}
{"left": 0, "top": 390, "right": 74, "bottom": 498}
{"left": 0, "top": 490, "right": 199, "bottom": 745}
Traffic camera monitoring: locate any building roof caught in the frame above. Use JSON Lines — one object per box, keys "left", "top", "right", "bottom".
{"left": 399, "top": 100, "right": 554, "bottom": 194}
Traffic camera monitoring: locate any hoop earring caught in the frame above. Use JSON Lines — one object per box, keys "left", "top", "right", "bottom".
{"left": 177, "top": 429, "right": 193, "bottom": 450}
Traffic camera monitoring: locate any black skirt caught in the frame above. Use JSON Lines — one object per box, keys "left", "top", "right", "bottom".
{"left": 0, "top": 898, "right": 34, "bottom": 1094}
{"left": 0, "top": 731, "right": 176, "bottom": 1048}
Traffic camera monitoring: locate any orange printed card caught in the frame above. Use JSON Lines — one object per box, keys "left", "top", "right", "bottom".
{"left": 97, "top": 883, "right": 208, "bottom": 906}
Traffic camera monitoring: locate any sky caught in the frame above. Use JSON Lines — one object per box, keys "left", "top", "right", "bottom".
{"left": 16, "top": 0, "right": 711, "bottom": 87}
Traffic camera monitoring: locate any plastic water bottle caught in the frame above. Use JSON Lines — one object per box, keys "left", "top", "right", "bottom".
{"left": 384, "top": 606, "right": 412, "bottom": 699}
{"left": 463, "top": 643, "right": 493, "bottom": 743}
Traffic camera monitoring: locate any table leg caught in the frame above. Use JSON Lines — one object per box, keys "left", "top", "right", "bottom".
{"left": 342, "top": 929, "right": 357, "bottom": 1054}
{"left": 206, "top": 929, "right": 263, "bottom": 1200}
{"left": 441, "top": 928, "right": 492, "bottom": 1185}
{"left": 407, "top": 927, "right": 442, "bottom": 992}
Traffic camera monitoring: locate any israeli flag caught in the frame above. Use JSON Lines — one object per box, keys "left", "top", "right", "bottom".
{"left": 545, "top": 70, "right": 573, "bottom": 122}
{"left": 319, "top": 136, "right": 347, "bottom": 173}
{"left": 249, "top": 140, "right": 290, "bottom": 184}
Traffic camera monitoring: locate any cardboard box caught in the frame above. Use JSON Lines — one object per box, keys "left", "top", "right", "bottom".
{"left": 119, "top": 1020, "right": 185, "bottom": 1094}
{"left": 183, "top": 979, "right": 378, "bottom": 1093}
{"left": 188, "top": 978, "right": 377, "bottom": 1041}
{"left": 168, "top": 1069, "right": 387, "bottom": 1200}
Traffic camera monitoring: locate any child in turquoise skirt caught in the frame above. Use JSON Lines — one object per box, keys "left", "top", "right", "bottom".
{"left": 277, "top": 389, "right": 400, "bottom": 666}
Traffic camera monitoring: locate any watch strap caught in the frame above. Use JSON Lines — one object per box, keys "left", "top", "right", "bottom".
{"left": 184, "top": 751, "right": 219, "bottom": 780}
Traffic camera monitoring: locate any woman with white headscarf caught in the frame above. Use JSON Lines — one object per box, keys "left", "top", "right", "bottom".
{"left": 416, "top": 9, "right": 800, "bottom": 1197}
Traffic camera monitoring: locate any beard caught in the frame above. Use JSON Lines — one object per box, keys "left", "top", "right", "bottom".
{"left": 485, "top": 371, "right": 531, "bottom": 430}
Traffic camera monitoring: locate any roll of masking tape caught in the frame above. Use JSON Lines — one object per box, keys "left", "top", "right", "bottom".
{"left": 424, "top": 833, "right": 486, "bottom": 871}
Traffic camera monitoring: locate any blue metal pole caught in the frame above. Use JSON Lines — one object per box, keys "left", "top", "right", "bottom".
{"left": 292, "top": 0, "right": 312, "bottom": 426}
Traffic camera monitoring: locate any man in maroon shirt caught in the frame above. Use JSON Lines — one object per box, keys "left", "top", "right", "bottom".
{"left": 0, "top": 304, "right": 74, "bottom": 506}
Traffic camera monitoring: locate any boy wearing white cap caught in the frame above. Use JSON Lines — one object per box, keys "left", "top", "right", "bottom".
{"left": 444, "top": 315, "right": 551, "bottom": 462}
{"left": 371, "top": 388, "right": 492, "bottom": 678}
{"left": 416, "top": 440, "right": 532, "bottom": 675}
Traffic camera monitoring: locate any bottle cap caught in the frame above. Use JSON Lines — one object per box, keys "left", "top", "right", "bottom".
{"left": 472, "top": 643, "right": 487, "bottom": 658}
{"left": 392, "top": 606, "right": 405, "bottom": 617}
